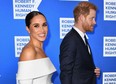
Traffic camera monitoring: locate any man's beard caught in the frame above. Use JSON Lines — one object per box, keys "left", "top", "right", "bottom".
{"left": 82, "top": 22, "right": 94, "bottom": 32}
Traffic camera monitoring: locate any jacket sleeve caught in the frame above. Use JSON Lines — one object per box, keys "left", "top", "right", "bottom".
{"left": 59, "top": 36, "right": 77, "bottom": 84}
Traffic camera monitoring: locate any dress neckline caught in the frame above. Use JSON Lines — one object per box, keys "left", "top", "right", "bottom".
{"left": 18, "top": 57, "right": 49, "bottom": 63}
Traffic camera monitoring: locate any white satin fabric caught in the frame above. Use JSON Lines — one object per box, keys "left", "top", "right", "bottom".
{"left": 16, "top": 57, "right": 56, "bottom": 84}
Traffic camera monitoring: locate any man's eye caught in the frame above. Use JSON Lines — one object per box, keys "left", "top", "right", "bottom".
{"left": 92, "top": 17, "right": 95, "bottom": 20}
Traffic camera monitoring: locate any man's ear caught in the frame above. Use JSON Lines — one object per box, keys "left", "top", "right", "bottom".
{"left": 80, "top": 14, "right": 85, "bottom": 22}
{"left": 26, "top": 26, "right": 30, "bottom": 34}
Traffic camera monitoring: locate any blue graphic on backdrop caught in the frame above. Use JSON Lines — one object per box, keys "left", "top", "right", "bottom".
{"left": 103, "top": 37, "right": 116, "bottom": 57}
{"left": 14, "top": 36, "right": 30, "bottom": 57}
{"left": 103, "top": 72, "right": 116, "bottom": 84}
{"left": 60, "top": 18, "right": 74, "bottom": 39}
{"left": 104, "top": 0, "right": 116, "bottom": 20}
{"left": 13, "top": 0, "right": 42, "bottom": 19}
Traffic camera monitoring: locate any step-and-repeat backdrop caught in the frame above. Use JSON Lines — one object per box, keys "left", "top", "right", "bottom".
{"left": 0, "top": 0, "right": 116, "bottom": 84}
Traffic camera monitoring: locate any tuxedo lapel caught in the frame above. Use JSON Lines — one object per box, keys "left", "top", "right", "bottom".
{"left": 71, "top": 28, "right": 90, "bottom": 54}
{"left": 72, "top": 28, "right": 95, "bottom": 68}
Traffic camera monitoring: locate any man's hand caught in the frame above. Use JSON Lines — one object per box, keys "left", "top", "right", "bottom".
{"left": 94, "top": 67, "right": 100, "bottom": 77}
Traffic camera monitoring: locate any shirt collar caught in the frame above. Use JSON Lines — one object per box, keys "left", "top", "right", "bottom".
{"left": 73, "top": 26, "right": 88, "bottom": 40}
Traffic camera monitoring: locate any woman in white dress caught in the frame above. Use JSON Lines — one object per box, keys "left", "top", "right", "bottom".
{"left": 16, "top": 11, "right": 56, "bottom": 84}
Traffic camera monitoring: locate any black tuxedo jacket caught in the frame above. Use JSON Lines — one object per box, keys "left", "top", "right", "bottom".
{"left": 59, "top": 28, "right": 96, "bottom": 84}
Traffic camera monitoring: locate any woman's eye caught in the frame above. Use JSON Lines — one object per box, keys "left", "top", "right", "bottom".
{"left": 34, "top": 25, "right": 39, "bottom": 27}
{"left": 43, "top": 22, "right": 47, "bottom": 27}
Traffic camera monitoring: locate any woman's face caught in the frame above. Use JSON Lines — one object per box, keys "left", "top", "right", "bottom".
{"left": 27, "top": 14, "right": 48, "bottom": 42}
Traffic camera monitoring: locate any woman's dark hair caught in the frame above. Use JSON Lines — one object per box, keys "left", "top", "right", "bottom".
{"left": 25, "top": 11, "right": 46, "bottom": 28}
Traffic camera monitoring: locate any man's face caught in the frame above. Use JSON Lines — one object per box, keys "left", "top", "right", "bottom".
{"left": 82, "top": 9, "right": 96, "bottom": 32}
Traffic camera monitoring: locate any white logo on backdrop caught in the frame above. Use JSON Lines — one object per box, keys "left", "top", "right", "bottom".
{"left": 103, "top": 72, "right": 116, "bottom": 84}
{"left": 103, "top": 37, "right": 116, "bottom": 57}
{"left": 60, "top": 18, "right": 74, "bottom": 39}
{"left": 104, "top": 0, "right": 116, "bottom": 20}
{"left": 13, "top": 0, "right": 42, "bottom": 19}
{"left": 15, "top": 36, "right": 30, "bottom": 57}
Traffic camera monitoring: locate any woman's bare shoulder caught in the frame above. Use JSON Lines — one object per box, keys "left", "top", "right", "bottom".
{"left": 19, "top": 45, "right": 36, "bottom": 61}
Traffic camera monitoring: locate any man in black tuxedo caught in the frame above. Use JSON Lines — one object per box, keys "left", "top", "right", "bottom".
{"left": 59, "top": 1, "right": 100, "bottom": 84}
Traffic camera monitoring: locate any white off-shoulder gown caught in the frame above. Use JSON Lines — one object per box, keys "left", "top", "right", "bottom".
{"left": 16, "top": 57, "right": 56, "bottom": 84}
